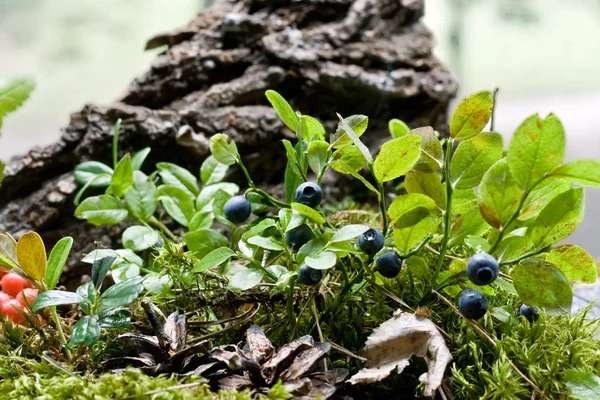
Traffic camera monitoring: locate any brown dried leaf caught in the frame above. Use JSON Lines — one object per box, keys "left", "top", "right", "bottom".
{"left": 282, "top": 342, "right": 331, "bottom": 381}
{"left": 164, "top": 312, "right": 187, "bottom": 352}
{"left": 348, "top": 311, "right": 452, "bottom": 397}
{"left": 244, "top": 324, "right": 275, "bottom": 364}
{"left": 262, "top": 335, "right": 314, "bottom": 384}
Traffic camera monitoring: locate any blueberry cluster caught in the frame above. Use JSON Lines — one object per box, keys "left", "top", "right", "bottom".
{"left": 458, "top": 252, "right": 500, "bottom": 320}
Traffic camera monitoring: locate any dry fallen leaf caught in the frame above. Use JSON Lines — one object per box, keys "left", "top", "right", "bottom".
{"left": 348, "top": 310, "right": 452, "bottom": 397}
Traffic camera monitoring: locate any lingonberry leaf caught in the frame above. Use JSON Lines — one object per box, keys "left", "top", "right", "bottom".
{"left": 16, "top": 231, "right": 47, "bottom": 282}
{"left": 91, "top": 256, "right": 117, "bottom": 289}
{"left": 44, "top": 236, "right": 73, "bottom": 291}
{"left": 157, "top": 162, "right": 199, "bottom": 197}
{"left": 97, "top": 276, "right": 144, "bottom": 313}
{"left": 157, "top": 185, "right": 196, "bottom": 227}
{"left": 31, "top": 290, "right": 86, "bottom": 312}
{"left": 122, "top": 226, "right": 160, "bottom": 252}
{"left": 194, "top": 247, "right": 236, "bottom": 273}
{"left": 130, "top": 147, "right": 151, "bottom": 170}
{"left": 98, "top": 308, "right": 132, "bottom": 328}
{"left": 123, "top": 171, "right": 158, "bottom": 221}
{"left": 449, "top": 90, "right": 493, "bottom": 140}
{"left": 70, "top": 315, "right": 101, "bottom": 347}
{"left": 107, "top": 154, "right": 134, "bottom": 198}
{"left": 450, "top": 132, "right": 503, "bottom": 189}
{"left": 185, "top": 229, "right": 229, "bottom": 258}
{"left": 74, "top": 194, "right": 128, "bottom": 227}
{"left": 74, "top": 161, "right": 114, "bottom": 187}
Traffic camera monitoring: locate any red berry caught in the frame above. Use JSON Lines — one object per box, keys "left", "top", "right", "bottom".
{"left": 0, "top": 291, "right": 11, "bottom": 305}
{"left": 0, "top": 273, "right": 32, "bottom": 297}
{"left": 2, "top": 299, "right": 25, "bottom": 325}
{"left": 17, "top": 288, "right": 38, "bottom": 306}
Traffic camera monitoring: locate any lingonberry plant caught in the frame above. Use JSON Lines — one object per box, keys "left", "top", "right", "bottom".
{"left": 2, "top": 88, "right": 600, "bottom": 398}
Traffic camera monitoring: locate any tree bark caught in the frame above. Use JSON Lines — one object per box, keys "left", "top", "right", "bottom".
{"left": 0, "top": 0, "right": 457, "bottom": 282}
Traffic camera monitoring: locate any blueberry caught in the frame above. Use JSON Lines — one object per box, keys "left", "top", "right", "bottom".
{"left": 457, "top": 288, "right": 488, "bottom": 319}
{"left": 358, "top": 228, "right": 384, "bottom": 255}
{"left": 285, "top": 224, "right": 313, "bottom": 249}
{"left": 519, "top": 304, "right": 539, "bottom": 323}
{"left": 375, "top": 252, "right": 402, "bottom": 278}
{"left": 224, "top": 195, "right": 252, "bottom": 224}
{"left": 466, "top": 253, "right": 499, "bottom": 286}
{"left": 294, "top": 182, "right": 323, "bottom": 208}
{"left": 297, "top": 264, "right": 322, "bottom": 286}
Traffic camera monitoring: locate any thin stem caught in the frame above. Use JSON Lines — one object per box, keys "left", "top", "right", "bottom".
{"left": 50, "top": 307, "right": 71, "bottom": 359}
{"left": 370, "top": 165, "right": 388, "bottom": 235}
{"left": 112, "top": 119, "right": 121, "bottom": 168}
{"left": 490, "top": 88, "right": 499, "bottom": 132}
{"left": 237, "top": 159, "right": 256, "bottom": 189}
{"left": 237, "top": 253, "right": 278, "bottom": 282}
{"left": 253, "top": 188, "right": 290, "bottom": 209}
{"left": 499, "top": 248, "right": 545, "bottom": 267}
{"left": 431, "top": 138, "right": 455, "bottom": 289}
{"left": 147, "top": 217, "right": 179, "bottom": 243}
{"left": 338, "top": 259, "right": 350, "bottom": 286}
{"left": 312, "top": 297, "right": 324, "bottom": 343}
{"left": 287, "top": 277, "right": 297, "bottom": 338}
{"left": 364, "top": 277, "right": 414, "bottom": 311}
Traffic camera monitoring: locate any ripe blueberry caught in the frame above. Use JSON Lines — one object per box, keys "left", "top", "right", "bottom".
{"left": 519, "top": 304, "right": 539, "bottom": 323}
{"left": 224, "top": 195, "right": 252, "bottom": 224}
{"left": 297, "top": 264, "right": 322, "bottom": 286}
{"left": 375, "top": 252, "right": 402, "bottom": 278}
{"left": 294, "top": 182, "right": 323, "bottom": 208}
{"left": 358, "top": 228, "right": 384, "bottom": 255}
{"left": 457, "top": 288, "right": 488, "bottom": 319}
{"left": 466, "top": 253, "right": 499, "bottom": 286}
{"left": 285, "top": 224, "right": 313, "bottom": 249}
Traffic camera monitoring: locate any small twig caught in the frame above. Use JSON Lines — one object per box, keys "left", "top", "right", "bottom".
{"left": 499, "top": 272, "right": 513, "bottom": 282}
{"left": 425, "top": 245, "right": 460, "bottom": 260}
{"left": 364, "top": 277, "right": 413, "bottom": 311}
{"left": 433, "top": 291, "right": 550, "bottom": 400}
{"left": 41, "top": 351, "right": 78, "bottom": 378}
{"left": 312, "top": 298, "right": 324, "bottom": 343}
{"left": 329, "top": 342, "right": 367, "bottom": 362}
{"left": 187, "top": 304, "right": 260, "bottom": 345}
{"left": 187, "top": 304, "right": 257, "bottom": 326}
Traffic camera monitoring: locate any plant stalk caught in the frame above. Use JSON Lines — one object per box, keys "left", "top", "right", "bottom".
{"left": 50, "top": 307, "right": 71, "bottom": 358}
{"left": 148, "top": 217, "right": 179, "bottom": 243}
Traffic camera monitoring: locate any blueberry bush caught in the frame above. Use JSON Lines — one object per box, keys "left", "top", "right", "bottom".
{"left": 1, "top": 88, "right": 600, "bottom": 399}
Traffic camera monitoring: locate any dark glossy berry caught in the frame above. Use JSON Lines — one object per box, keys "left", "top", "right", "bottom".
{"left": 519, "top": 304, "right": 539, "bottom": 323}
{"left": 358, "top": 228, "right": 384, "bottom": 255}
{"left": 297, "top": 264, "right": 322, "bottom": 285}
{"left": 294, "top": 182, "right": 323, "bottom": 208}
{"left": 375, "top": 252, "right": 402, "bottom": 278}
{"left": 466, "top": 253, "right": 499, "bottom": 286}
{"left": 457, "top": 288, "right": 488, "bottom": 319}
{"left": 224, "top": 195, "right": 252, "bottom": 224}
{"left": 285, "top": 224, "right": 313, "bottom": 249}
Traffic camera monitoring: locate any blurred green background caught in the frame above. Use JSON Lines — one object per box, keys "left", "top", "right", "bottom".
{"left": 1, "top": 0, "right": 600, "bottom": 254}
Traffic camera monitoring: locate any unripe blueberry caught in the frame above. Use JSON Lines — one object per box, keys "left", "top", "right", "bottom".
{"left": 375, "top": 252, "right": 402, "bottom": 278}
{"left": 358, "top": 228, "right": 384, "bottom": 255}
{"left": 285, "top": 224, "right": 313, "bottom": 250}
{"left": 224, "top": 195, "right": 252, "bottom": 224}
{"left": 466, "top": 253, "right": 499, "bottom": 286}
{"left": 519, "top": 304, "right": 539, "bottom": 323}
{"left": 294, "top": 182, "right": 323, "bottom": 208}
{"left": 297, "top": 264, "right": 322, "bottom": 286}
{"left": 457, "top": 288, "right": 488, "bottom": 319}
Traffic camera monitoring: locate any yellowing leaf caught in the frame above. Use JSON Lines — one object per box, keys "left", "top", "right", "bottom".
{"left": 17, "top": 231, "right": 47, "bottom": 282}
{"left": 449, "top": 90, "right": 493, "bottom": 140}
{"left": 373, "top": 135, "right": 422, "bottom": 182}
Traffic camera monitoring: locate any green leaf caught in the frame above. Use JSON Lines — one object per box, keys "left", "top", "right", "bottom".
{"left": 449, "top": 206, "right": 489, "bottom": 246}
{"left": 410, "top": 127, "right": 443, "bottom": 172}
{"left": 530, "top": 188, "right": 584, "bottom": 248}
{"left": 564, "top": 369, "right": 600, "bottom": 400}
{"left": 373, "top": 135, "right": 421, "bottom": 182}
{"left": 546, "top": 245, "right": 597, "bottom": 284}
{"left": 91, "top": 256, "right": 117, "bottom": 288}
{"left": 507, "top": 114, "right": 566, "bottom": 190}
{"left": 335, "top": 114, "right": 372, "bottom": 164}
{"left": 464, "top": 235, "right": 490, "bottom": 253}
{"left": 143, "top": 273, "right": 172, "bottom": 294}
{"left": 0, "top": 78, "right": 35, "bottom": 126}
{"left": 493, "top": 278, "right": 518, "bottom": 296}
{"left": 157, "top": 162, "right": 199, "bottom": 197}
{"left": 393, "top": 208, "right": 439, "bottom": 253}
{"left": 157, "top": 185, "right": 196, "bottom": 227}
{"left": 189, "top": 211, "right": 214, "bottom": 231}
{"left": 493, "top": 236, "right": 533, "bottom": 263}
{"left": 518, "top": 178, "right": 570, "bottom": 221}
{"left": 330, "top": 224, "right": 370, "bottom": 243}
{"left": 0, "top": 233, "right": 19, "bottom": 269}
{"left": 450, "top": 132, "right": 503, "bottom": 189}
{"left": 97, "top": 276, "right": 144, "bottom": 313}
{"left": 305, "top": 251, "right": 337, "bottom": 270}
{"left": 307, "top": 141, "right": 330, "bottom": 176}
{"left": 98, "top": 308, "right": 132, "bottom": 328}
{"left": 387, "top": 193, "right": 437, "bottom": 226}
{"left": 44, "top": 236, "right": 73, "bottom": 290}
{"left": 549, "top": 160, "right": 600, "bottom": 187}
{"left": 404, "top": 170, "right": 446, "bottom": 209}
{"left": 453, "top": 188, "right": 477, "bottom": 215}
{"left": 247, "top": 236, "right": 284, "bottom": 251}
{"left": 75, "top": 195, "right": 128, "bottom": 226}
{"left": 242, "top": 218, "right": 277, "bottom": 241}
{"left": 123, "top": 171, "right": 157, "bottom": 221}
{"left": 194, "top": 247, "right": 236, "bottom": 272}
{"left": 107, "top": 155, "right": 134, "bottom": 198}
{"left": 300, "top": 115, "right": 325, "bottom": 141}
{"left": 212, "top": 189, "right": 234, "bottom": 225}
{"left": 70, "top": 315, "right": 101, "bottom": 347}
{"left": 131, "top": 147, "right": 151, "bottom": 170}
{"left": 449, "top": 90, "right": 493, "bottom": 140}
{"left": 388, "top": 119, "right": 409, "bottom": 138}
{"left": 74, "top": 161, "right": 113, "bottom": 187}
{"left": 284, "top": 156, "right": 304, "bottom": 203}
{"left": 511, "top": 258, "right": 572, "bottom": 315}
{"left": 196, "top": 182, "right": 239, "bottom": 211}
{"left": 265, "top": 90, "right": 299, "bottom": 132}
{"left": 200, "top": 155, "right": 229, "bottom": 186}
{"left": 405, "top": 256, "right": 430, "bottom": 281}
{"left": 228, "top": 267, "right": 264, "bottom": 291}
{"left": 329, "top": 158, "right": 379, "bottom": 198}
{"left": 477, "top": 159, "right": 523, "bottom": 229}
{"left": 16, "top": 231, "right": 47, "bottom": 282}
{"left": 76, "top": 282, "right": 96, "bottom": 313}
{"left": 185, "top": 229, "right": 229, "bottom": 258}
{"left": 31, "top": 290, "right": 86, "bottom": 312}
{"left": 331, "top": 145, "right": 368, "bottom": 171}
{"left": 291, "top": 202, "right": 326, "bottom": 224}
{"left": 210, "top": 133, "right": 239, "bottom": 166}
{"left": 122, "top": 226, "right": 160, "bottom": 252}
{"left": 331, "top": 115, "right": 369, "bottom": 149}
